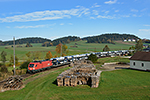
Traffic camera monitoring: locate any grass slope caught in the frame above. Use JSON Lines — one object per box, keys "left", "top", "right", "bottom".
{"left": 0, "top": 68, "right": 150, "bottom": 100}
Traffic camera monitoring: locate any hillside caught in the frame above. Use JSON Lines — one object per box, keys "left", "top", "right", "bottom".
{"left": 82, "top": 33, "right": 140, "bottom": 44}
{"left": 0, "top": 34, "right": 139, "bottom": 46}
{"left": 0, "top": 36, "right": 80, "bottom": 46}
{"left": 0, "top": 37, "right": 51, "bottom": 46}
{"left": 42, "top": 36, "right": 80, "bottom": 46}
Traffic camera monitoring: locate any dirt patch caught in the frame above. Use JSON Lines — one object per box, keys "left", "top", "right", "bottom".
{"left": 98, "top": 63, "right": 130, "bottom": 71}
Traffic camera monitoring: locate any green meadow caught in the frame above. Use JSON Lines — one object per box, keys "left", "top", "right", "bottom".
{"left": 0, "top": 40, "right": 135, "bottom": 61}
{"left": 0, "top": 68, "right": 150, "bottom": 100}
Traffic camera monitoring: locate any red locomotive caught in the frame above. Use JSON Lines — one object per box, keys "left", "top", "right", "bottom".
{"left": 27, "top": 60, "right": 53, "bottom": 73}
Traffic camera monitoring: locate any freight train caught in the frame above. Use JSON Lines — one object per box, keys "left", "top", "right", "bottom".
{"left": 27, "top": 50, "right": 133, "bottom": 73}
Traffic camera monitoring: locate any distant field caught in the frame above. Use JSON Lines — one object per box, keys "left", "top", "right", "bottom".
{"left": 0, "top": 68, "right": 150, "bottom": 100}
{"left": 0, "top": 40, "right": 135, "bottom": 61}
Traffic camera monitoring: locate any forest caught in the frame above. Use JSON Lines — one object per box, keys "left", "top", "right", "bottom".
{"left": 82, "top": 33, "right": 140, "bottom": 44}
{"left": 0, "top": 33, "right": 141, "bottom": 46}
{"left": 0, "top": 37, "right": 51, "bottom": 46}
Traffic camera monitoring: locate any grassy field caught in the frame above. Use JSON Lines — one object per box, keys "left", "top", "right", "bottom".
{"left": 0, "top": 40, "right": 135, "bottom": 61}
{"left": 0, "top": 67, "right": 150, "bottom": 100}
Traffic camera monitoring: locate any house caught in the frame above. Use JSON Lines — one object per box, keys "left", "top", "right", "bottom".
{"left": 143, "top": 48, "right": 150, "bottom": 52}
{"left": 129, "top": 52, "right": 150, "bottom": 71}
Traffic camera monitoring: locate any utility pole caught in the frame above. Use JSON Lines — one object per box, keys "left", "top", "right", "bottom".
{"left": 13, "top": 37, "right": 15, "bottom": 75}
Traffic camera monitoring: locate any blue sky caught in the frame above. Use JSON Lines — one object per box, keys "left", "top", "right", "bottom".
{"left": 0, "top": 0, "right": 150, "bottom": 41}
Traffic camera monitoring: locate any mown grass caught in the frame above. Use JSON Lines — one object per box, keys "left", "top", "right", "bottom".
{"left": 0, "top": 67, "right": 150, "bottom": 100}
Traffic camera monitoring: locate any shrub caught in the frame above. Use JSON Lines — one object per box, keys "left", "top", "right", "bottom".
{"left": 0, "top": 65, "right": 8, "bottom": 73}
{"left": 88, "top": 54, "right": 98, "bottom": 63}
{"left": 20, "top": 61, "right": 30, "bottom": 69}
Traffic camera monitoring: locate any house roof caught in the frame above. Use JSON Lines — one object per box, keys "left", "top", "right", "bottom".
{"left": 129, "top": 52, "right": 150, "bottom": 61}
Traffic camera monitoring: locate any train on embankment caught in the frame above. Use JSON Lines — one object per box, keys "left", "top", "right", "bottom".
{"left": 27, "top": 50, "right": 133, "bottom": 73}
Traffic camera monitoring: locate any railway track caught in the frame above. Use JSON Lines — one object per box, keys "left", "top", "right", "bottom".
{"left": 0, "top": 63, "right": 70, "bottom": 87}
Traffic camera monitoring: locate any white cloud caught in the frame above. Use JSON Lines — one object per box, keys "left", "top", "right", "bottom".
{"left": 105, "top": 11, "right": 110, "bottom": 14}
{"left": 14, "top": 24, "right": 53, "bottom": 29}
{"left": 131, "top": 9, "right": 138, "bottom": 12}
{"left": 0, "top": 7, "right": 89, "bottom": 23}
{"left": 115, "top": 10, "right": 119, "bottom": 12}
{"left": 144, "top": 25, "right": 150, "bottom": 27}
{"left": 90, "top": 17, "right": 96, "bottom": 19}
{"left": 6, "top": 26, "right": 10, "bottom": 28}
{"left": 60, "top": 23, "right": 64, "bottom": 25}
{"left": 104, "top": 0, "right": 117, "bottom": 4}
{"left": 92, "top": 10, "right": 99, "bottom": 15}
{"left": 139, "top": 29, "right": 150, "bottom": 32}
{"left": 91, "top": 3, "right": 101, "bottom": 8}
{"left": 68, "top": 23, "right": 73, "bottom": 25}
{"left": 97, "top": 15, "right": 115, "bottom": 19}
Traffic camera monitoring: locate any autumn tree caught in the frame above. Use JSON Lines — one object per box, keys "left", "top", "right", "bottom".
{"left": 25, "top": 42, "right": 33, "bottom": 47}
{"left": 55, "top": 44, "right": 62, "bottom": 56}
{"left": 45, "top": 51, "right": 53, "bottom": 59}
{"left": 62, "top": 44, "right": 68, "bottom": 54}
{"left": 103, "top": 45, "right": 110, "bottom": 51}
{"left": 135, "top": 39, "right": 143, "bottom": 51}
{"left": 1, "top": 51, "right": 7, "bottom": 64}
{"left": 33, "top": 51, "right": 41, "bottom": 60}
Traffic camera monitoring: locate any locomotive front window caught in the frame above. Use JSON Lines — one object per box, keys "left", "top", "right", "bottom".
{"left": 29, "top": 64, "right": 34, "bottom": 67}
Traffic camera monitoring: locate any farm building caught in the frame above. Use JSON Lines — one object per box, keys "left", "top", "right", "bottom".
{"left": 129, "top": 52, "right": 150, "bottom": 71}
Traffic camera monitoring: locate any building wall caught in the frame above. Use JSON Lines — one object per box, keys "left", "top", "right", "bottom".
{"left": 130, "top": 60, "right": 150, "bottom": 70}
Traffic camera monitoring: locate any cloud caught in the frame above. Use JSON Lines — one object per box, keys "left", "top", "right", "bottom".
{"left": 60, "top": 23, "right": 64, "bottom": 25}
{"left": 104, "top": 0, "right": 117, "bottom": 4}
{"left": 139, "top": 29, "right": 150, "bottom": 33}
{"left": 90, "top": 17, "right": 96, "bottom": 19}
{"left": 14, "top": 24, "right": 55, "bottom": 29}
{"left": 0, "top": 7, "right": 89, "bottom": 23}
{"left": 68, "top": 23, "right": 73, "bottom": 25}
{"left": 144, "top": 25, "right": 150, "bottom": 27}
{"left": 131, "top": 9, "right": 138, "bottom": 12}
{"left": 92, "top": 10, "right": 99, "bottom": 15}
{"left": 91, "top": 3, "right": 101, "bottom": 8}
{"left": 97, "top": 15, "right": 115, "bottom": 19}
{"left": 115, "top": 10, "right": 119, "bottom": 12}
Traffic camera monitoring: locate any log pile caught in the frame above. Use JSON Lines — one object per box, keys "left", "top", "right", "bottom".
{"left": 3, "top": 76, "right": 23, "bottom": 89}
{"left": 57, "top": 60, "right": 102, "bottom": 88}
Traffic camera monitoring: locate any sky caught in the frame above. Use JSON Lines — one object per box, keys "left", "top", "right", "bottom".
{"left": 0, "top": 0, "right": 150, "bottom": 41}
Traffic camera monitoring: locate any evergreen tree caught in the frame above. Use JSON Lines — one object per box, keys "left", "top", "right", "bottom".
{"left": 88, "top": 54, "right": 98, "bottom": 63}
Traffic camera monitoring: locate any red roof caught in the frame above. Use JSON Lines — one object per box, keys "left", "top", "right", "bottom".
{"left": 129, "top": 52, "right": 150, "bottom": 61}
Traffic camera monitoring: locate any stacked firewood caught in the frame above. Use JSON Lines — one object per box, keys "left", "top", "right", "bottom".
{"left": 3, "top": 76, "right": 23, "bottom": 89}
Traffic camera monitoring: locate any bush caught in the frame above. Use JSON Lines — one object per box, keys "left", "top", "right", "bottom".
{"left": 20, "top": 61, "right": 30, "bottom": 69}
{"left": 88, "top": 54, "right": 98, "bottom": 63}
{"left": 0, "top": 65, "right": 8, "bottom": 73}
{"left": 0, "top": 63, "right": 3, "bottom": 67}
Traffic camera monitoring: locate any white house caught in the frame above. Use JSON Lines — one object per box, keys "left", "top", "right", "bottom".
{"left": 129, "top": 52, "right": 150, "bottom": 71}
